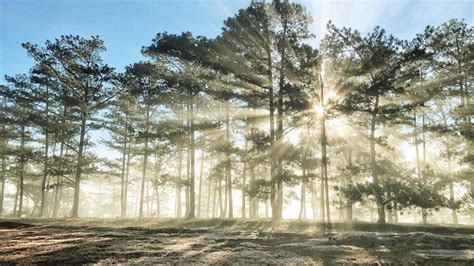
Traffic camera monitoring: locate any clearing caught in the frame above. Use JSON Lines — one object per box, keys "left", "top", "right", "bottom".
{"left": 0, "top": 218, "right": 473, "bottom": 265}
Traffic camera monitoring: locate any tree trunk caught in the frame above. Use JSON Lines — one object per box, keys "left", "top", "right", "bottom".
{"left": 320, "top": 74, "right": 331, "bottom": 223}
{"left": 198, "top": 150, "right": 205, "bottom": 217}
{"left": 249, "top": 165, "right": 257, "bottom": 219}
{"left": 206, "top": 159, "right": 213, "bottom": 218}
{"left": 370, "top": 93, "right": 385, "bottom": 224}
{"left": 414, "top": 110, "right": 422, "bottom": 180}
{"left": 298, "top": 180, "right": 306, "bottom": 220}
{"left": 17, "top": 125, "right": 26, "bottom": 218}
{"left": 0, "top": 126, "right": 5, "bottom": 217}
{"left": 39, "top": 87, "right": 50, "bottom": 218}
{"left": 449, "top": 178, "right": 458, "bottom": 224}
{"left": 225, "top": 103, "right": 233, "bottom": 218}
{"left": 177, "top": 139, "right": 183, "bottom": 218}
{"left": 267, "top": 43, "right": 277, "bottom": 222}
{"left": 345, "top": 148, "right": 353, "bottom": 222}
{"left": 13, "top": 176, "right": 19, "bottom": 216}
{"left": 146, "top": 179, "right": 150, "bottom": 217}
{"left": 310, "top": 177, "right": 317, "bottom": 220}
{"left": 71, "top": 114, "right": 87, "bottom": 218}
{"left": 120, "top": 114, "right": 128, "bottom": 218}
{"left": 213, "top": 176, "right": 218, "bottom": 218}
{"left": 52, "top": 102, "right": 67, "bottom": 218}
{"left": 138, "top": 109, "right": 150, "bottom": 218}
{"left": 241, "top": 144, "right": 247, "bottom": 219}
{"left": 185, "top": 142, "right": 190, "bottom": 217}
{"left": 186, "top": 88, "right": 195, "bottom": 219}
{"left": 156, "top": 185, "right": 160, "bottom": 217}
{"left": 219, "top": 172, "right": 224, "bottom": 218}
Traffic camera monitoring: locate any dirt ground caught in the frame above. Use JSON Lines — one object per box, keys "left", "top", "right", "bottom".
{"left": 0, "top": 219, "right": 473, "bottom": 265}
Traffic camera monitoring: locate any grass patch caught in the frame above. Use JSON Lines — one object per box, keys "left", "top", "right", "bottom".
{"left": 1, "top": 218, "right": 473, "bottom": 235}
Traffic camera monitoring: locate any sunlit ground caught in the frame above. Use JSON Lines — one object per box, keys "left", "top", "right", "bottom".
{"left": 0, "top": 218, "right": 473, "bottom": 264}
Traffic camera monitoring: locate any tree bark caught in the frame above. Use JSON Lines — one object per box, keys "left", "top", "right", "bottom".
{"left": 225, "top": 103, "right": 233, "bottom": 218}
{"left": 186, "top": 88, "right": 195, "bottom": 219}
{"left": 138, "top": 108, "right": 150, "bottom": 218}
{"left": 120, "top": 114, "right": 129, "bottom": 218}
{"left": 0, "top": 121, "right": 5, "bottom": 217}
{"left": 71, "top": 114, "right": 86, "bottom": 218}
{"left": 206, "top": 159, "right": 213, "bottom": 218}
{"left": 39, "top": 87, "right": 50, "bottom": 218}
{"left": 241, "top": 140, "right": 247, "bottom": 219}
{"left": 52, "top": 100, "right": 67, "bottom": 218}
{"left": 198, "top": 150, "right": 205, "bottom": 217}
{"left": 177, "top": 135, "right": 183, "bottom": 218}
{"left": 17, "top": 125, "right": 26, "bottom": 217}
{"left": 345, "top": 148, "right": 353, "bottom": 222}
{"left": 370, "top": 93, "right": 385, "bottom": 224}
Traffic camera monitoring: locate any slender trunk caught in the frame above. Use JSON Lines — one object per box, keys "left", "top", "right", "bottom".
{"left": 448, "top": 157, "right": 458, "bottom": 224}
{"left": 149, "top": 181, "right": 154, "bottom": 216}
{"left": 39, "top": 87, "right": 50, "bottom": 218}
{"left": 322, "top": 118, "right": 330, "bottom": 223}
{"left": 186, "top": 88, "right": 195, "bottom": 219}
{"left": 185, "top": 140, "right": 190, "bottom": 216}
{"left": 146, "top": 179, "right": 150, "bottom": 217}
{"left": 213, "top": 175, "right": 218, "bottom": 218}
{"left": 320, "top": 75, "right": 331, "bottom": 223}
{"left": 298, "top": 180, "right": 306, "bottom": 220}
{"left": 223, "top": 172, "right": 227, "bottom": 217}
{"left": 249, "top": 165, "right": 256, "bottom": 219}
{"left": 138, "top": 108, "right": 150, "bottom": 218}
{"left": 265, "top": 199, "right": 269, "bottom": 218}
{"left": 393, "top": 203, "right": 398, "bottom": 223}
{"left": 123, "top": 142, "right": 131, "bottom": 217}
{"left": 345, "top": 148, "right": 353, "bottom": 222}
{"left": 206, "top": 159, "right": 213, "bottom": 218}
{"left": 449, "top": 181, "right": 458, "bottom": 224}
{"left": 0, "top": 125, "right": 5, "bottom": 217}
{"left": 177, "top": 139, "right": 183, "bottom": 218}
{"left": 421, "top": 115, "right": 428, "bottom": 223}
{"left": 0, "top": 99, "right": 5, "bottom": 217}
{"left": 0, "top": 155, "right": 4, "bottom": 217}
{"left": 414, "top": 110, "right": 422, "bottom": 180}
{"left": 319, "top": 172, "right": 325, "bottom": 221}
{"left": 17, "top": 125, "right": 26, "bottom": 217}
{"left": 273, "top": 27, "right": 287, "bottom": 221}
{"left": 219, "top": 172, "right": 224, "bottom": 218}
{"left": 120, "top": 114, "right": 128, "bottom": 218}
{"left": 267, "top": 45, "right": 277, "bottom": 222}
{"left": 241, "top": 141, "right": 247, "bottom": 219}
{"left": 156, "top": 185, "right": 160, "bottom": 217}
{"left": 370, "top": 93, "right": 385, "bottom": 224}
{"left": 198, "top": 150, "right": 205, "bottom": 217}
{"left": 414, "top": 110, "right": 427, "bottom": 223}
{"left": 52, "top": 102, "right": 67, "bottom": 218}
{"left": 299, "top": 140, "right": 308, "bottom": 220}
{"left": 71, "top": 114, "right": 86, "bottom": 218}
{"left": 225, "top": 103, "right": 233, "bottom": 218}
{"left": 13, "top": 176, "right": 19, "bottom": 216}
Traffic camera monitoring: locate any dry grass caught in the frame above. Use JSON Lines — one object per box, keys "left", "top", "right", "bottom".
{"left": 0, "top": 218, "right": 473, "bottom": 264}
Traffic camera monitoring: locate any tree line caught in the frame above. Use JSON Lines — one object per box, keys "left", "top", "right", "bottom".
{"left": 0, "top": 1, "right": 472, "bottom": 224}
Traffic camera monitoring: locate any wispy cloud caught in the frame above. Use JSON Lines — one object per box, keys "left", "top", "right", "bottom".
{"left": 300, "top": 0, "right": 472, "bottom": 42}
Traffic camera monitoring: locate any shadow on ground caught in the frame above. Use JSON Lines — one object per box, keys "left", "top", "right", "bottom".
{"left": 0, "top": 219, "right": 472, "bottom": 264}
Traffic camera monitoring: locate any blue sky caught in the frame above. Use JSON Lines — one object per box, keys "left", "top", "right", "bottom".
{"left": 1, "top": 0, "right": 472, "bottom": 79}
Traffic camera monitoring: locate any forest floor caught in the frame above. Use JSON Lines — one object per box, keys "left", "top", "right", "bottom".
{"left": 0, "top": 218, "right": 473, "bottom": 265}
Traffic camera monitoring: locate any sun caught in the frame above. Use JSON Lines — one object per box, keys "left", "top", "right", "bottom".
{"left": 315, "top": 105, "right": 325, "bottom": 117}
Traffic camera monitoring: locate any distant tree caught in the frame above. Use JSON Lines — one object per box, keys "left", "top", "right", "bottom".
{"left": 323, "top": 23, "right": 429, "bottom": 223}
{"left": 23, "top": 35, "right": 116, "bottom": 217}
